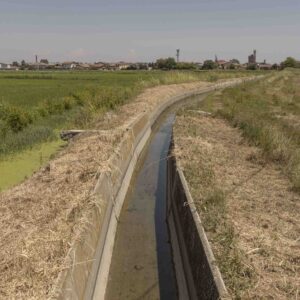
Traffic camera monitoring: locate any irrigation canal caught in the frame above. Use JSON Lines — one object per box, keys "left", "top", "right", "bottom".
{"left": 92, "top": 93, "right": 207, "bottom": 300}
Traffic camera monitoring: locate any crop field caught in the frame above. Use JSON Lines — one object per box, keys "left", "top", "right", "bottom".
{"left": 0, "top": 71, "right": 163, "bottom": 107}
{"left": 0, "top": 69, "right": 260, "bottom": 190}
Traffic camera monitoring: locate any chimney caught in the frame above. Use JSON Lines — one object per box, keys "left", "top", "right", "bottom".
{"left": 35, "top": 55, "right": 38, "bottom": 63}
{"left": 253, "top": 50, "right": 256, "bottom": 63}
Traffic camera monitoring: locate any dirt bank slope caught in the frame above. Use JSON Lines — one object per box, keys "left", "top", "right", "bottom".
{"left": 174, "top": 112, "right": 299, "bottom": 299}
{"left": 0, "top": 81, "right": 214, "bottom": 299}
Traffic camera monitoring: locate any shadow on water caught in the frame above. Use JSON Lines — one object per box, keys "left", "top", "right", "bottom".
{"left": 154, "top": 113, "right": 178, "bottom": 300}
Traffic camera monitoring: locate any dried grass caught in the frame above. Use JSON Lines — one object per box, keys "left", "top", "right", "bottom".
{"left": 0, "top": 80, "right": 214, "bottom": 298}
{"left": 174, "top": 113, "right": 300, "bottom": 299}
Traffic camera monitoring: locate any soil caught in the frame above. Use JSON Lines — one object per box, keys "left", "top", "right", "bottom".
{"left": 174, "top": 113, "right": 300, "bottom": 299}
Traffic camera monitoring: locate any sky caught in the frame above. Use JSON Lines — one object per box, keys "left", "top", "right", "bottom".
{"left": 0, "top": 0, "right": 299, "bottom": 63}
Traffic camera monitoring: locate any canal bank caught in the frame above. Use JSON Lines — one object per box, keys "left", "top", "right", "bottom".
{"left": 87, "top": 79, "right": 260, "bottom": 300}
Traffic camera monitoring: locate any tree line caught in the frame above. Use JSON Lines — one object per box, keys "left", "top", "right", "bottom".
{"left": 154, "top": 57, "right": 300, "bottom": 70}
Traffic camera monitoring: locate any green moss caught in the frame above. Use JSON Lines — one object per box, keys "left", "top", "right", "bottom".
{"left": 0, "top": 139, "right": 65, "bottom": 191}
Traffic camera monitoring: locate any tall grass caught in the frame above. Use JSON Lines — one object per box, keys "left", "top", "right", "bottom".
{"left": 0, "top": 126, "right": 55, "bottom": 157}
{"left": 199, "top": 70, "right": 300, "bottom": 190}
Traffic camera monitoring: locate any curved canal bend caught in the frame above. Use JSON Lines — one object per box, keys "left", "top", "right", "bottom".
{"left": 94, "top": 93, "right": 208, "bottom": 300}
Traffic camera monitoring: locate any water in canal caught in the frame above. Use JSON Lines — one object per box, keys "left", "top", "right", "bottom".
{"left": 105, "top": 94, "right": 207, "bottom": 300}
{"left": 105, "top": 113, "right": 177, "bottom": 300}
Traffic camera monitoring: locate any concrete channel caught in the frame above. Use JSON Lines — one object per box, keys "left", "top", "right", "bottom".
{"left": 52, "top": 77, "right": 263, "bottom": 300}
{"left": 92, "top": 93, "right": 224, "bottom": 300}
{"left": 104, "top": 113, "right": 178, "bottom": 300}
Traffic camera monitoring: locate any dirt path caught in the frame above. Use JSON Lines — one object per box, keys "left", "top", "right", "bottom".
{"left": 0, "top": 81, "right": 213, "bottom": 299}
{"left": 174, "top": 113, "right": 300, "bottom": 299}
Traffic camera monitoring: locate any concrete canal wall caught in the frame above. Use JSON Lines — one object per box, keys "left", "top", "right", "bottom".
{"left": 167, "top": 143, "right": 228, "bottom": 299}
{"left": 51, "top": 77, "right": 260, "bottom": 299}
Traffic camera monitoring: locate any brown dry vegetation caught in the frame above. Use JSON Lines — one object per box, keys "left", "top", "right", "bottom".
{"left": 0, "top": 80, "right": 217, "bottom": 299}
{"left": 174, "top": 74, "right": 300, "bottom": 299}
{"left": 200, "top": 70, "right": 300, "bottom": 191}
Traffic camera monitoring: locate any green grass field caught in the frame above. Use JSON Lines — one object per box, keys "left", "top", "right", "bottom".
{"left": 0, "top": 71, "right": 164, "bottom": 107}
{"left": 0, "top": 69, "right": 262, "bottom": 190}
{"left": 0, "top": 71, "right": 165, "bottom": 157}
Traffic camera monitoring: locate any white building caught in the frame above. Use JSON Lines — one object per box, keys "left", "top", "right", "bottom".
{"left": 62, "top": 62, "right": 77, "bottom": 69}
{"left": 0, "top": 63, "right": 9, "bottom": 69}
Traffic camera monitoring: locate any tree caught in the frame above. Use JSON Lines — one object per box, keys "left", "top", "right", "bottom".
{"left": 20, "top": 60, "right": 27, "bottom": 70}
{"left": 12, "top": 61, "right": 19, "bottom": 67}
{"left": 138, "top": 63, "right": 149, "bottom": 70}
{"left": 281, "top": 57, "right": 297, "bottom": 68}
{"left": 230, "top": 59, "right": 240, "bottom": 64}
{"left": 156, "top": 57, "right": 177, "bottom": 70}
{"left": 202, "top": 60, "right": 217, "bottom": 70}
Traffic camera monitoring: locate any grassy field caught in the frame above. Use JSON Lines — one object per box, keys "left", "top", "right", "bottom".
{"left": 0, "top": 69, "right": 261, "bottom": 190}
{"left": 174, "top": 69, "right": 300, "bottom": 298}
{"left": 200, "top": 69, "right": 300, "bottom": 190}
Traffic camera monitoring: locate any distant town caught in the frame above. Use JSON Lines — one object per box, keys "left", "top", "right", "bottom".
{"left": 0, "top": 49, "right": 298, "bottom": 71}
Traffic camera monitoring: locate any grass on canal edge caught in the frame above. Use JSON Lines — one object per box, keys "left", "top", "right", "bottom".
{"left": 175, "top": 131, "right": 256, "bottom": 298}
{"left": 199, "top": 69, "right": 300, "bottom": 191}
{"left": 174, "top": 70, "right": 300, "bottom": 298}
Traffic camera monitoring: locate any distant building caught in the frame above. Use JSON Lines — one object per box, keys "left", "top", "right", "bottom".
{"left": 90, "top": 62, "right": 107, "bottom": 70}
{"left": 75, "top": 63, "right": 90, "bottom": 70}
{"left": 117, "top": 62, "right": 131, "bottom": 70}
{"left": 248, "top": 50, "right": 257, "bottom": 64}
{"left": 214, "top": 55, "right": 228, "bottom": 69}
{"left": 40, "top": 59, "right": 49, "bottom": 64}
{"left": 0, "top": 63, "right": 8, "bottom": 69}
{"left": 28, "top": 62, "right": 50, "bottom": 70}
{"left": 0, "top": 63, "right": 17, "bottom": 70}
{"left": 62, "top": 62, "right": 77, "bottom": 69}
{"left": 257, "top": 60, "right": 272, "bottom": 70}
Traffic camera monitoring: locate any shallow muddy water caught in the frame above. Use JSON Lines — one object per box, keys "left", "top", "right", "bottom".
{"left": 104, "top": 94, "right": 207, "bottom": 300}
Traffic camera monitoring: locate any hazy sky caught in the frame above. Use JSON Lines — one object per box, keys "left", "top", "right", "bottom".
{"left": 0, "top": 0, "right": 299, "bottom": 63}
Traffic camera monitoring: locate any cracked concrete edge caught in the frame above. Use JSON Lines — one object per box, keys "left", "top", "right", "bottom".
{"left": 50, "top": 76, "right": 263, "bottom": 300}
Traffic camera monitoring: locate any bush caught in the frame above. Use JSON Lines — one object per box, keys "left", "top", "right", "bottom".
{"left": 202, "top": 60, "right": 217, "bottom": 70}
{"left": 6, "top": 108, "right": 33, "bottom": 132}
{"left": 281, "top": 57, "right": 298, "bottom": 68}
{"left": 176, "top": 62, "right": 197, "bottom": 70}
{"left": 156, "top": 57, "right": 177, "bottom": 70}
